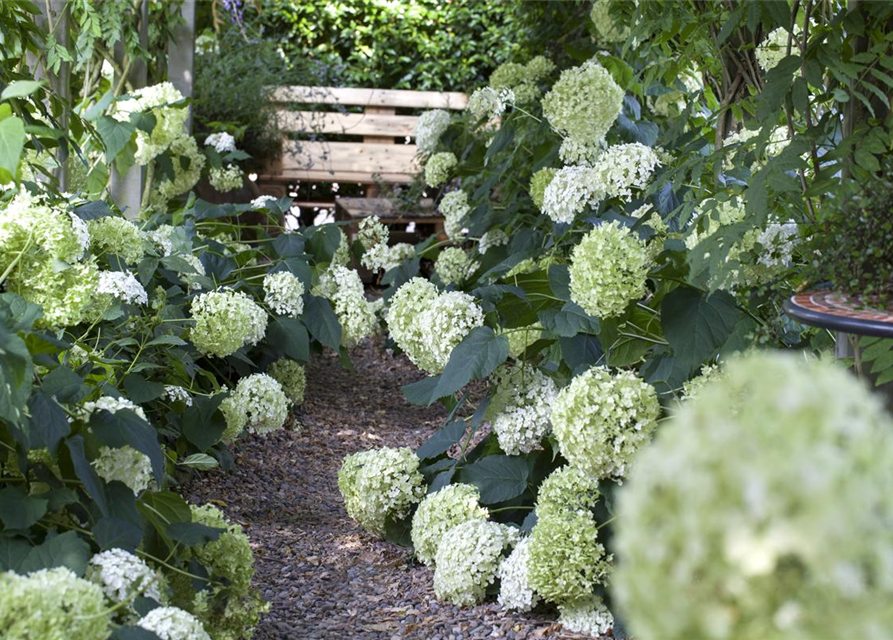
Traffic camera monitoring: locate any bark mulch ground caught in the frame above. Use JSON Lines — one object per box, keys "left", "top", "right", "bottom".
{"left": 183, "top": 340, "right": 598, "bottom": 640}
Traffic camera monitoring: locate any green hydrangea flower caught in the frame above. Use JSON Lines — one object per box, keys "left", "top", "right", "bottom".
{"left": 529, "top": 167, "right": 557, "bottom": 210}
{"left": 190, "top": 290, "right": 267, "bottom": 358}
{"left": 527, "top": 511, "right": 611, "bottom": 605}
{"left": 88, "top": 216, "right": 147, "bottom": 265}
{"left": 542, "top": 59, "right": 624, "bottom": 146}
{"left": 411, "top": 483, "right": 489, "bottom": 566}
{"left": 590, "top": 0, "right": 631, "bottom": 43}
{"left": 614, "top": 351, "right": 893, "bottom": 640}
{"left": 220, "top": 373, "right": 289, "bottom": 442}
{"left": 338, "top": 446, "right": 425, "bottom": 537}
{"left": 535, "top": 465, "right": 601, "bottom": 520}
{"left": 425, "top": 152, "right": 457, "bottom": 188}
{"left": 0, "top": 567, "right": 111, "bottom": 640}
{"left": 267, "top": 358, "right": 306, "bottom": 406}
{"left": 435, "top": 247, "right": 478, "bottom": 285}
{"left": 569, "top": 220, "right": 651, "bottom": 319}
{"left": 551, "top": 366, "right": 660, "bottom": 479}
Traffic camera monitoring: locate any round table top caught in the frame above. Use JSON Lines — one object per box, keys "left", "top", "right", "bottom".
{"left": 783, "top": 289, "right": 893, "bottom": 338}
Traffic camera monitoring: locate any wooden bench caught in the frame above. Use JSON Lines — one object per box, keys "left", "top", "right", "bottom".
{"left": 257, "top": 86, "right": 467, "bottom": 239}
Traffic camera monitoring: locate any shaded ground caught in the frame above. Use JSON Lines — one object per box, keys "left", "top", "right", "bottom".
{"left": 183, "top": 341, "right": 595, "bottom": 640}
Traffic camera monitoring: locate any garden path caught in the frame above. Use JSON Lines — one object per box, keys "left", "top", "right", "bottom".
{"left": 184, "top": 341, "right": 595, "bottom": 640}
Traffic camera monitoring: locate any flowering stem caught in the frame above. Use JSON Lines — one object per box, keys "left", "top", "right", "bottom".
{"left": 488, "top": 505, "right": 535, "bottom": 513}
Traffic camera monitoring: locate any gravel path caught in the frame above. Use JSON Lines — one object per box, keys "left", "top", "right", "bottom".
{"left": 183, "top": 341, "right": 597, "bottom": 640}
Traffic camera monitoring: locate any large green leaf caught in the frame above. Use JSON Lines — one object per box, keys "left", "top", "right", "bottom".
{"left": 167, "top": 522, "right": 224, "bottom": 547}
{"left": 1, "top": 80, "right": 44, "bottom": 101}
{"left": 303, "top": 295, "right": 342, "bottom": 351}
{"left": 66, "top": 435, "right": 109, "bottom": 516}
{"left": 662, "top": 286, "right": 742, "bottom": 373}
{"left": 26, "top": 392, "right": 70, "bottom": 456}
{"left": 182, "top": 393, "right": 227, "bottom": 451}
{"left": 19, "top": 530, "right": 90, "bottom": 576}
{"left": 428, "top": 327, "right": 508, "bottom": 403}
{"left": 0, "top": 536, "right": 30, "bottom": 572}
{"left": 0, "top": 324, "right": 32, "bottom": 424}
{"left": 96, "top": 115, "right": 135, "bottom": 162}
{"left": 0, "top": 486, "right": 48, "bottom": 530}
{"left": 0, "top": 114, "right": 25, "bottom": 181}
{"left": 459, "top": 455, "right": 529, "bottom": 504}
{"left": 123, "top": 373, "right": 165, "bottom": 403}
{"left": 94, "top": 516, "right": 143, "bottom": 552}
{"left": 416, "top": 421, "right": 466, "bottom": 460}
{"left": 267, "top": 317, "right": 310, "bottom": 362}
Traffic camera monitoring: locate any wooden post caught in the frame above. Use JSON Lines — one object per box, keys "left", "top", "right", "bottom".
{"left": 26, "top": 0, "right": 71, "bottom": 190}
{"left": 110, "top": 0, "right": 148, "bottom": 219}
{"left": 168, "top": 0, "right": 196, "bottom": 133}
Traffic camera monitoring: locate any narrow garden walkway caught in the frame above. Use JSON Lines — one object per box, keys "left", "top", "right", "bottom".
{"left": 183, "top": 341, "right": 593, "bottom": 640}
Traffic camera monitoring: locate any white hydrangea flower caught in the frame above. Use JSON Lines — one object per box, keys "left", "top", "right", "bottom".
{"left": 338, "top": 446, "right": 425, "bottom": 537}
{"left": 314, "top": 265, "right": 380, "bottom": 346}
{"left": 385, "top": 278, "right": 484, "bottom": 374}
{"left": 81, "top": 395, "right": 148, "bottom": 422}
{"left": 467, "top": 86, "right": 514, "bottom": 121}
{"left": 204, "top": 131, "right": 237, "bottom": 153}
{"left": 591, "top": 143, "right": 661, "bottom": 201}
{"left": 433, "top": 520, "right": 520, "bottom": 606}
{"left": 209, "top": 164, "right": 243, "bottom": 193}
{"left": 149, "top": 224, "right": 176, "bottom": 256}
{"left": 190, "top": 290, "right": 267, "bottom": 358}
{"left": 163, "top": 385, "right": 193, "bottom": 406}
{"left": 383, "top": 242, "right": 416, "bottom": 271}
{"left": 541, "top": 165, "right": 604, "bottom": 224}
{"left": 97, "top": 270, "right": 148, "bottom": 305}
{"left": 113, "top": 82, "right": 188, "bottom": 164}
{"left": 439, "top": 190, "right": 470, "bottom": 240}
{"left": 559, "top": 596, "right": 615, "bottom": 636}
{"left": 415, "top": 109, "right": 451, "bottom": 153}
{"left": 590, "top": 0, "right": 632, "bottom": 43}
{"left": 569, "top": 221, "right": 651, "bottom": 318}
{"left": 358, "top": 216, "right": 391, "bottom": 271}
{"left": 67, "top": 212, "right": 90, "bottom": 257}
{"left": 542, "top": 58, "right": 624, "bottom": 146}
{"left": 680, "top": 363, "right": 722, "bottom": 403}
{"left": 86, "top": 548, "right": 165, "bottom": 605}
{"left": 558, "top": 137, "right": 604, "bottom": 166}
{"left": 220, "top": 373, "right": 290, "bottom": 442}
{"left": 497, "top": 536, "right": 539, "bottom": 611}
{"left": 425, "top": 152, "right": 457, "bottom": 188}
{"left": 756, "top": 221, "right": 799, "bottom": 269}
{"left": 551, "top": 366, "right": 660, "bottom": 479}
{"left": 411, "top": 483, "right": 489, "bottom": 566}
{"left": 92, "top": 445, "right": 154, "bottom": 495}
{"left": 251, "top": 194, "right": 278, "bottom": 210}
{"left": 263, "top": 271, "right": 305, "bottom": 317}
{"left": 267, "top": 358, "right": 306, "bottom": 406}
{"left": 614, "top": 351, "right": 893, "bottom": 640}
{"left": 756, "top": 26, "right": 798, "bottom": 72}
{"left": 478, "top": 229, "right": 509, "bottom": 255}
{"left": 488, "top": 363, "right": 558, "bottom": 455}
{"left": 435, "top": 247, "right": 478, "bottom": 285}
{"left": 137, "top": 606, "right": 211, "bottom": 640}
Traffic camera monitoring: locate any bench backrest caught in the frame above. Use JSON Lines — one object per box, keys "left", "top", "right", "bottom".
{"left": 262, "top": 86, "right": 467, "bottom": 185}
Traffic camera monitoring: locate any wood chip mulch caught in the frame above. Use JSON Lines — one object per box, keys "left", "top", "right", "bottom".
{"left": 183, "top": 340, "right": 599, "bottom": 640}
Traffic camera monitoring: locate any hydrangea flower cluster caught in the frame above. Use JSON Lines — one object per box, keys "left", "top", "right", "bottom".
{"left": 385, "top": 278, "right": 484, "bottom": 374}
{"left": 680, "top": 363, "right": 722, "bottom": 402}
{"left": 542, "top": 59, "right": 624, "bottom": 146}
{"left": 756, "top": 25, "right": 799, "bottom": 72}
{"left": 137, "top": 606, "right": 211, "bottom": 640}
{"left": 338, "top": 446, "right": 425, "bottom": 537}
{"left": 150, "top": 135, "right": 206, "bottom": 208}
{"left": 477, "top": 228, "right": 509, "bottom": 255}
{"left": 590, "top": 0, "right": 631, "bottom": 43}
{"left": 425, "top": 152, "right": 457, "bottom": 187}
{"left": 383, "top": 242, "right": 415, "bottom": 271}
{"left": 250, "top": 194, "right": 278, "bottom": 210}
{"left": 435, "top": 247, "right": 478, "bottom": 285}
{"left": 315, "top": 265, "right": 381, "bottom": 346}
{"left": 92, "top": 445, "right": 154, "bottom": 495}
{"left": 358, "top": 215, "right": 391, "bottom": 271}
{"left": 97, "top": 270, "right": 148, "bottom": 305}
{"left": 489, "top": 56, "right": 555, "bottom": 105}
{"left": 220, "top": 373, "right": 289, "bottom": 442}
{"left": 0, "top": 567, "right": 110, "bottom": 640}
{"left": 684, "top": 197, "right": 746, "bottom": 250}
{"left": 88, "top": 216, "right": 146, "bottom": 265}
{"left": 591, "top": 143, "right": 661, "bottom": 201}
{"left": 558, "top": 596, "right": 615, "bottom": 636}
{"left": 535, "top": 465, "right": 601, "bottom": 520}
{"left": 558, "top": 138, "right": 604, "bottom": 166}
{"left": 411, "top": 483, "right": 489, "bottom": 566}
{"left": 614, "top": 351, "right": 893, "bottom": 640}
{"left": 569, "top": 221, "right": 651, "bottom": 318}
{"left": 439, "top": 190, "right": 470, "bottom": 240}
{"left": 487, "top": 363, "right": 558, "bottom": 455}
{"left": 209, "top": 164, "right": 243, "bottom": 192}
{"left": 529, "top": 167, "right": 557, "bottom": 209}
{"left": 433, "top": 520, "right": 520, "bottom": 606}
{"left": 81, "top": 395, "right": 148, "bottom": 421}
{"left": 551, "top": 366, "right": 660, "bottom": 479}
{"left": 467, "top": 86, "right": 515, "bottom": 121}
{"left": 267, "top": 358, "right": 306, "bottom": 406}
{"left": 190, "top": 504, "right": 256, "bottom": 593}
{"left": 86, "top": 548, "right": 165, "bottom": 606}
{"left": 204, "top": 131, "right": 237, "bottom": 153}
{"left": 263, "top": 271, "right": 305, "bottom": 317}
{"left": 415, "top": 109, "right": 451, "bottom": 153}
{"left": 163, "top": 384, "right": 193, "bottom": 406}
{"left": 190, "top": 290, "right": 267, "bottom": 357}
{"left": 497, "top": 536, "right": 539, "bottom": 611}
{"left": 541, "top": 165, "right": 602, "bottom": 223}
{"left": 648, "top": 66, "right": 702, "bottom": 118}
{"left": 756, "top": 221, "right": 799, "bottom": 269}
{"left": 527, "top": 510, "right": 611, "bottom": 604}
{"left": 114, "top": 82, "right": 188, "bottom": 164}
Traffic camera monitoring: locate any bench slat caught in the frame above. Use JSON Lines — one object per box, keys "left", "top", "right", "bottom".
{"left": 259, "top": 170, "right": 416, "bottom": 184}
{"left": 273, "top": 140, "right": 419, "bottom": 176}
{"left": 277, "top": 111, "right": 419, "bottom": 137}
{"left": 270, "top": 86, "right": 468, "bottom": 110}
